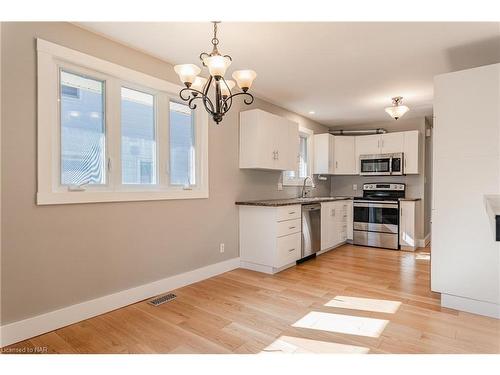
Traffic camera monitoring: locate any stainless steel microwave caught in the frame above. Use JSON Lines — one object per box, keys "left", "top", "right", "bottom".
{"left": 359, "top": 153, "right": 404, "bottom": 176}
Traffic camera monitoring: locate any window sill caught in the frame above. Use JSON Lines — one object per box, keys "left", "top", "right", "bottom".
{"left": 36, "top": 188, "right": 209, "bottom": 205}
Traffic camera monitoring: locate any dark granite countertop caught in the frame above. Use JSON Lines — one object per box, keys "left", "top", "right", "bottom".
{"left": 235, "top": 196, "right": 352, "bottom": 207}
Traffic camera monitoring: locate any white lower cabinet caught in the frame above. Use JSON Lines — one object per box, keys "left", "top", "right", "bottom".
{"left": 346, "top": 200, "right": 353, "bottom": 241}
{"left": 239, "top": 204, "right": 302, "bottom": 274}
{"left": 399, "top": 200, "right": 421, "bottom": 251}
{"left": 320, "top": 200, "right": 351, "bottom": 251}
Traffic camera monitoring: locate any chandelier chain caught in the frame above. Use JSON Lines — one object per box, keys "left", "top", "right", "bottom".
{"left": 211, "top": 21, "right": 220, "bottom": 47}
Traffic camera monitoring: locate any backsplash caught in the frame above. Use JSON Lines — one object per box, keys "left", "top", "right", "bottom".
{"left": 330, "top": 174, "right": 424, "bottom": 199}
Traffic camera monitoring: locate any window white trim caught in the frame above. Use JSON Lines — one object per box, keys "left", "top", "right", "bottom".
{"left": 282, "top": 126, "right": 314, "bottom": 186}
{"left": 37, "top": 39, "right": 208, "bottom": 205}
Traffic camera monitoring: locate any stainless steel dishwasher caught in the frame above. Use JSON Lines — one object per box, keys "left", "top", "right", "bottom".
{"left": 302, "top": 204, "right": 321, "bottom": 258}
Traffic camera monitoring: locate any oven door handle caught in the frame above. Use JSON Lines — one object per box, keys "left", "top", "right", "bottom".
{"left": 354, "top": 202, "right": 399, "bottom": 209}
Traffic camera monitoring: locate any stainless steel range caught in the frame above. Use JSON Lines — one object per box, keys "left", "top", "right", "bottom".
{"left": 353, "top": 183, "right": 405, "bottom": 250}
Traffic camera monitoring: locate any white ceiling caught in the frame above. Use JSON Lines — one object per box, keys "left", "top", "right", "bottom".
{"left": 78, "top": 22, "right": 500, "bottom": 127}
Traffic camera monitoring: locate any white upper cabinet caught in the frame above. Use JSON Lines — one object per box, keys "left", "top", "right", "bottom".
{"left": 402, "top": 130, "right": 420, "bottom": 174}
{"left": 313, "top": 133, "right": 335, "bottom": 174}
{"left": 355, "top": 134, "right": 381, "bottom": 156}
{"left": 239, "top": 109, "right": 299, "bottom": 171}
{"left": 354, "top": 131, "right": 419, "bottom": 174}
{"left": 380, "top": 132, "right": 404, "bottom": 154}
{"left": 333, "top": 136, "right": 357, "bottom": 175}
{"left": 314, "top": 134, "right": 356, "bottom": 175}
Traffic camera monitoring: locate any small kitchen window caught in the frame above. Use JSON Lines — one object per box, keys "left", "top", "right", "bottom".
{"left": 283, "top": 127, "right": 314, "bottom": 186}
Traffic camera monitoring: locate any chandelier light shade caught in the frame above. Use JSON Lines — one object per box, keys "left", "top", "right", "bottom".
{"left": 173, "top": 21, "right": 256, "bottom": 124}
{"left": 216, "top": 79, "right": 236, "bottom": 97}
{"left": 385, "top": 96, "right": 409, "bottom": 120}
{"left": 232, "top": 70, "right": 257, "bottom": 91}
{"left": 173, "top": 64, "right": 201, "bottom": 86}
{"left": 190, "top": 76, "right": 208, "bottom": 92}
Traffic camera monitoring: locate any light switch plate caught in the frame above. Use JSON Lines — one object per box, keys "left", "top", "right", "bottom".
{"left": 277, "top": 182, "right": 283, "bottom": 191}
{"left": 353, "top": 184, "right": 358, "bottom": 191}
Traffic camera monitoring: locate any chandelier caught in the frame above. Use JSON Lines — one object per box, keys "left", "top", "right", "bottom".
{"left": 385, "top": 96, "right": 409, "bottom": 120}
{"left": 173, "top": 22, "right": 257, "bottom": 124}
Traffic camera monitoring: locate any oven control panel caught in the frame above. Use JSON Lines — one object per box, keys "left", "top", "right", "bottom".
{"left": 363, "top": 183, "right": 405, "bottom": 191}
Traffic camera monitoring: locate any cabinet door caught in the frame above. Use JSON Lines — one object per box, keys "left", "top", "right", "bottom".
{"left": 380, "top": 132, "right": 404, "bottom": 154}
{"left": 239, "top": 110, "right": 277, "bottom": 170}
{"left": 333, "top": 136, "right": 356, "bottom": 175}
{"left": 273, "top": 116, "right": 290, "bottom": 170}
{"left": 314, "top": 134, "right": 334, "bottom": 175}
{"left": 355, "top": 135, "right": 380, "bottom": 173}
{"left": 400, "top": 201, "right": 416, "bottom": 248}
{"left": 346, "top": 200, "right": 353, "bottom": 240}
{"left": 320, "top": 202, "right": 336, "bottom": 250}
{"left": 334, "top": 201, "right": 348, "bottom": 245}
{"left": 285, "top": 120, "right": 300, "bottom": 171}
{"left": 403, "top": 130, "right": 419, "bottom": 174}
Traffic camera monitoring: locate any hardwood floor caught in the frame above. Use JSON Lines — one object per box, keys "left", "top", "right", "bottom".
{"left": 4, "top": 244, "right": 500, "bottom": 354}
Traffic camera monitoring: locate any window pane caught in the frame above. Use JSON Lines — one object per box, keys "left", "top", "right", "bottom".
{"left": 170, "top": 102, "right": 195, "bottom": 186}
{"left": 121, "top": 87, "right": 156, "bottom": 184}
{"left": 298, "top": 135, "right": 308, "bottom": 178}
{"left": 60, "top": 70, "right": 105, "bottom": 185}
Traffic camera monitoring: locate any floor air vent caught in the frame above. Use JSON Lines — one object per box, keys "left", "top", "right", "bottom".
{"left": 148, "top": 293, "right": 177, "bottom": 307}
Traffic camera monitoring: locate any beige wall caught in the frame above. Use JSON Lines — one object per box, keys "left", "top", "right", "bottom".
{"left": 0, "top": 22, "right": 330, "bottom": 324}
{"left": 329, "top": 117, "right": 430, "bottom": 239}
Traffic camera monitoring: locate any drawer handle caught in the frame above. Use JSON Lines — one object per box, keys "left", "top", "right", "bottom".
{"left": 288, "top": 211, "right": 296, "bottom": 214}
{"left": 288, "top": 248, "right": 295, "bottom": 252}
{"left": 288, "top": 226, "right": 296, "bottom": 229}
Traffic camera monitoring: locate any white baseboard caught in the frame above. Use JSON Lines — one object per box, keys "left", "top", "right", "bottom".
{"left": 417, "top": 233, "right": 431, "bottom": 248}
{"left": 441, "top": 293, "right": 500, "bottom": 319}
{"left": 0, "top": 257, "right": 240, "bottom": 347}
{"left": 316, "top": 241, "right": 346, "bottom": 256}
{"left": 239, "top": 260, "right": 295, "bottom": 274}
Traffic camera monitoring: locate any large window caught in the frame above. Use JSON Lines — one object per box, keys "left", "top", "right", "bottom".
{"left": 169, "top": 102, "right": 195, "bottom": 186}
{"left": 121, "top": 87, "right": 156, "bottom": 185}
{"left": 60, "top": 71, "right": 106, "bottom": 186}
{"left": 283, "top": 128, "right": 314, "bottom": 186}
{"left": 37, "top": 39, "right": 208, "bottom": 205}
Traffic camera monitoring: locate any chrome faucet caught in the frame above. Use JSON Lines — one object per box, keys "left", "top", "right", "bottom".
{"left": 301, "top": 176, "right": 315, "bottom": 198}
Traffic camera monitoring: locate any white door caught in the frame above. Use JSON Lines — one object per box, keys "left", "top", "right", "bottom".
{"left": 380, "top": 132, "right": 404, "bottom": 154}
{"left": 333, "top": 136, "right": 356, "bottom": 174}
{"left": 403, "top": 130, "right": 419, "bottom": 174}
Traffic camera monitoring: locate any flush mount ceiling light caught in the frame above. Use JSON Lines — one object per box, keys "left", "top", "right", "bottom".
{"left": 385, "top": 96, "right": 409, "bottom": 120}
{"left": 173, "top": 21, "right": 257, "bottom": 125}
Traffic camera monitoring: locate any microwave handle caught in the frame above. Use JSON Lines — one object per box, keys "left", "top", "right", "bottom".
{"left": 389, "top": 156, "right": 393, "bottom": 175}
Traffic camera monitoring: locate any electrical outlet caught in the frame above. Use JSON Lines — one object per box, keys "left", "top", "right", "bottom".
{"left": 277, "top": 182, "right": 283, "bottom": 191}
{"left": 219, "top": 243, "right": 225, "bottom": 253}
{"left": 353, "top": 184, "right": 358, "bottom": 191}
